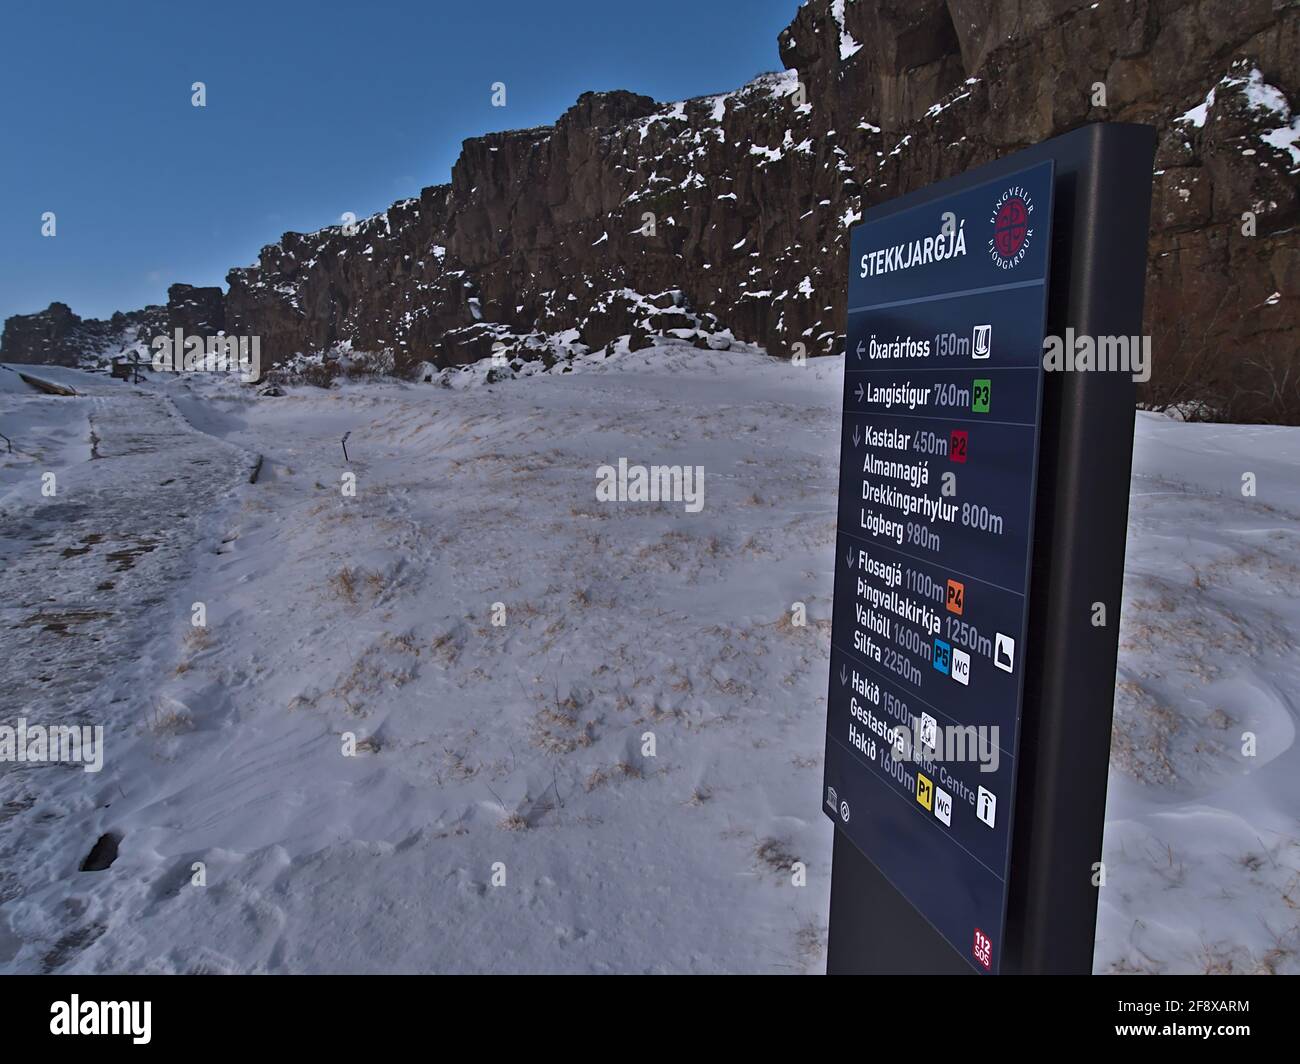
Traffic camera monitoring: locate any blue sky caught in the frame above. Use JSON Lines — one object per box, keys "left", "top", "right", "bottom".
{"left": 1, "top": 0, "right": 798, "bottom": 323}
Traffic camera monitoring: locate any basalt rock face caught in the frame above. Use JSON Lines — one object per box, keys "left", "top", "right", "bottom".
{"left": 0, "top": 302, "right": 83, "bottom": 367}
{"left": 4, "top": 0, "right": 1297, "bottom": 420}
{"left": 167, "top": 284, "right": 225, "bottom": 336}
{"left": 780, "top": 0, "right": 1299, "bottom": 421}
{"left": 2, "top": 287, "right": 223, "bottom": 368}
{"left": 0, "top": 302, "right": 166, "bottom": 367}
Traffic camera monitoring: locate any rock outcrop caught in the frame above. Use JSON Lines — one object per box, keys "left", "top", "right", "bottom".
{"left": 166, "top": 284, "right": 225, "bottom": 337}
{"left": 3, "top": 0, "right": 1296, "bottom": 420}
{"left": 0, "top": 302, "right": 165, "bottom": 367}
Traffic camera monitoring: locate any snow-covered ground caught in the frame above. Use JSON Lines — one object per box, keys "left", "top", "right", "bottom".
{"left": 1100, "top": 414, "right": 1300, "bottom": 974}
{"left": 0, "top": 345, "right": 1296, "bottom": 974}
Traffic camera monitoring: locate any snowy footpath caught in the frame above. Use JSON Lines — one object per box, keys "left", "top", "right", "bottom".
{"left": 0, "top": 346, "right": 1296, "bottom": 974}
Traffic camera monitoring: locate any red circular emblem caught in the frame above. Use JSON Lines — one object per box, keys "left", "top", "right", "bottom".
{"left": 993, "top": 197, "right": 1029, "bottom": 259}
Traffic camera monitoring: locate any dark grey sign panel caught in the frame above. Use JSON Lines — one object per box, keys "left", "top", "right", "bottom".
{"left": 824, "top": 124, "right": 1157, "bottom": 976}
{"left": 824, "top": 161, "right": 1054, "bottom": 975}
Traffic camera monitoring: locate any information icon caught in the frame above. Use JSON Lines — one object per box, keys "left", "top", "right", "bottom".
{"left": 976, "top": 786, "right": 997, "bottom": 828}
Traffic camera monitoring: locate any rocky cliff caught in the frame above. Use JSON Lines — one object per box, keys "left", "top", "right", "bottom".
{"left": 0, "top": 284, "right": 219, "bottom": 369}
{"left": 0, "top": 302, "right": 164, "bottom": 368}
{"left": 4, "top": 0, "right": 1296, "bottom": 420}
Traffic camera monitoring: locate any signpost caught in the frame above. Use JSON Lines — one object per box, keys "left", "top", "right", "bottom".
{"left": 823, "top": 124, "right": 1157, "bottom": 975}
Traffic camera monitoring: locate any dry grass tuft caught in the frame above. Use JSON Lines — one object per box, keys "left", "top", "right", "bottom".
{"left": 585, "top": 760, "right": 642, "bottom": 792}
{"left": 331, "top": 564, "right": 387, "bottom": 606}
{"left": 147, "top": 702, "right": 194, "bottom": 736}
{"left": 683, "top": 786, "right": 713, "bottom": 807}
{"left": 755, "top": 837, "right": 799, "bottom": 873}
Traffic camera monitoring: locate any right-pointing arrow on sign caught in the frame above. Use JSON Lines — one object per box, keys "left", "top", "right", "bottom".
{"left": 854, "top": 381, "right": 864, "bottom": 402}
